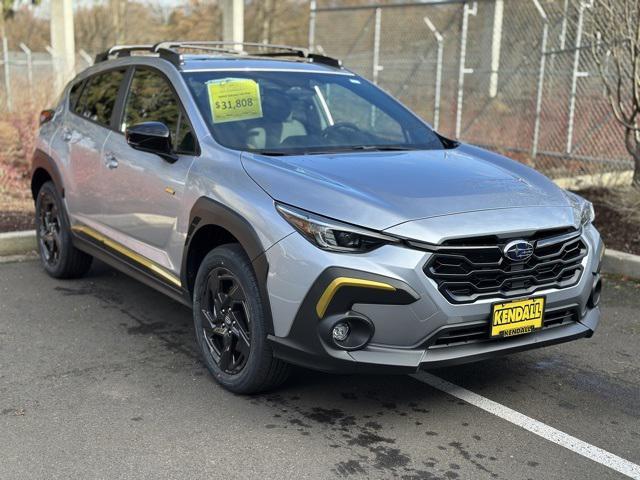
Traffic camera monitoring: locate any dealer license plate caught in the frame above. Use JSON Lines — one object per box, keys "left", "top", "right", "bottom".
{"left": 491, "top": 297, "right": 545, "bottom": 338}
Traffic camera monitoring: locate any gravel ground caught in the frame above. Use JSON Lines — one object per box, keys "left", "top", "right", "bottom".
{"left": 0, "top": 210, "right": 34, "bottom": 233}
{"left": 0, "top": 260, "right": 638, "bottom": 480}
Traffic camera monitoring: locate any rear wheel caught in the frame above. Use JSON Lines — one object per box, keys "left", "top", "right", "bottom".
{"left": 35, "top": 181, "right": 92, "bottom": 278}
{"left": 193, "top": 244, "right": 290, "bottom": 394}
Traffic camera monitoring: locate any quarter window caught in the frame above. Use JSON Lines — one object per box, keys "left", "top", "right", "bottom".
{"left": 68, "top": 80, "right": 84, "bottom": 111}
{"left": 122, "top": 68, "right": 196, "bottom": 155}
{"left": 74, "top": 69, "right": 126, "bottom": 127}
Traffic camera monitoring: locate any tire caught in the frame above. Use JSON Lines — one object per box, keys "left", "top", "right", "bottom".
{"left": 35, "top": 181, "right": 93, "bottom": 279}
{"left": 193, "top": 244, "right": 290, "bottom": 394}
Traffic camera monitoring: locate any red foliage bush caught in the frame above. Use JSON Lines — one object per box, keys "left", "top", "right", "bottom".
{"left": 0, "top": 92, "right": 48, "bottom": 211}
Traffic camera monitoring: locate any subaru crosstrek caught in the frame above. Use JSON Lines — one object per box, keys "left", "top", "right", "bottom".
{"left": 31, "top": 42, "right": 604, "bottom": 393}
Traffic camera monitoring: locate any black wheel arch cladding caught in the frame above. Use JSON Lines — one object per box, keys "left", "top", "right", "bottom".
{"left": 32, "top": 149, "right": 64, "bottom": 199}
{"left": 183, "top": 196, "right": 274, "bottom": 335}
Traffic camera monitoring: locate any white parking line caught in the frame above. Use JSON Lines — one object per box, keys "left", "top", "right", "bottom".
{"left": 414, "top": 372, "right": 640, "bottom": 480}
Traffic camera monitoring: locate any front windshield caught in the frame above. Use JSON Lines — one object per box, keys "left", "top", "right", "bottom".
{"left": 183, "top": 69, "right": 447, "bottom": 155}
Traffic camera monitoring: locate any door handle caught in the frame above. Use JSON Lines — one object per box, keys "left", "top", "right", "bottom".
{"left": 61, "top": 128, "right": 72, "bottom": 142}
{"left": 104, "top": 152, "right": 119, "bottom": 170}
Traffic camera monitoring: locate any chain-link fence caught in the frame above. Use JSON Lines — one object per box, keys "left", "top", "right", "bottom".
{"left": 0, "top": 40, "right": 94, "bottom": 110}
{"left": 0, "top": 0, "right": 634, "bottom": 181}
{"left": 311, "top": 0, "right": 634, "bottom": 180}
{"left": 0, "top": 41, "right": 93, "bottom": 209}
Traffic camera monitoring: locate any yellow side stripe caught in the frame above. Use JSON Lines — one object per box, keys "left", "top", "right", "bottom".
{"left": 71, "top": 225, "right": 182, "bottom": 288}
{"left": 315, "top": 277, "right": 396, "bottom": 318}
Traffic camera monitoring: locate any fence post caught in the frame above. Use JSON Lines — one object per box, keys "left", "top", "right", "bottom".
{"left": 559, "top": 0, "right": 569, "bottom": 50}
{"left": 308, "top": 0, "right": 317, "bottom": 52}
{"left": 372, "top": 7, "right": 382, "bottom": 85}
{"left": 79, "top": 49, "right": 93, "bottom": 70}
{"left": 45, "top": 44, "right": 56, "bottom": 93}
{"left": 2, "top": 37, "right": 11, "bottom": 111}
{"left": 546, "top": 0, "right": 569, "bottom": 72}
{"left": 489, "top": 0, "right": 504, "bottom": 98}
{"left": 50, "top": 0, "right": 75, "bottom": 93}
{"left": 19, "top": 43, "right": 33, "bottom": 89}
{"left": 222, "top": 0, "right": 244, "bottom": 50}
{"left": 531, "top": 0, "right": 549, "bottom": 163}
{"left": 566, "top": 0, "right": 592, "bottom": 154}
{"left": 424, "top": 16, "right": 444, "bottom": 131}
{"left": 455, "top": 2, "right": 477, "bottom": 139}
{"left": 45, "top": 44, "right": 59, "bottom": 100}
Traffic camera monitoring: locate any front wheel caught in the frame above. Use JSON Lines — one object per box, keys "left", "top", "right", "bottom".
{"left": 193, "top": 244, "right": 290, "bottom": 394}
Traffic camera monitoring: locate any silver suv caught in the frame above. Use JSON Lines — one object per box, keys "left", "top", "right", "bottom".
{"left": 31, "top": 42, "right": 604, "bottom": 394}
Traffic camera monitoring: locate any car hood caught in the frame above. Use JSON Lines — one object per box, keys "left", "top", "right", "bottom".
{"left": 241, "top": 144, "right": 572, "bottom": 231}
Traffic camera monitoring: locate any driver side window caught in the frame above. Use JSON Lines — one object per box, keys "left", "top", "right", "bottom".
{"left": 319, "top": 83, "right": 405, "bottom": 143}
{"left": 122, "top": 68, "right": 197, "bottom": 155}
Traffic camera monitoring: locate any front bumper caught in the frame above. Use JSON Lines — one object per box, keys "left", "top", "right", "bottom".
{"left": 265, "top": 223, "right": 603, "bottom": 374}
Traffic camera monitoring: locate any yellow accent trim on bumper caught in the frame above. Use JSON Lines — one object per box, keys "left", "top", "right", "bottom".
{"left": 315, "top": 277, "right": 396, "bottom": 318}
{"left": 71, "top": 225, "right": 182, "bottom": 288}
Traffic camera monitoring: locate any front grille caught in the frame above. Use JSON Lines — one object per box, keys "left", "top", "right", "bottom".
{"left": 428, "top": 307, "right": 580, "bottom": 349}
{"left": 424, "top": 229, "right": 587, "bottom": 304}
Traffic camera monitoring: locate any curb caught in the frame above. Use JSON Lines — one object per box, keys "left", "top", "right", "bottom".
{"left": 0, "top": 230, "right": 37, "bottom": 257}
{"left": 0, "top": 229, "right": 638, "bottom": 280}
{"left": 602, "top": 248, "right": 640, "bottom": 281}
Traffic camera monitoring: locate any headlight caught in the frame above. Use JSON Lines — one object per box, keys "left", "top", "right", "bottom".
{"left": 580, "top": 200, "right": 595, "bottom": 227}
{"left": 564, "top": 190, "right": 595, "bottom": 227}
{"left": 275, "top": 203, "right": 400, "bottom": 253}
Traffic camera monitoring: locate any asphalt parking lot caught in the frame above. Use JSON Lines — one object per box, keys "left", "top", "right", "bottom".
{"left": 1, "top": 259, "right": 639, "bottom": 480}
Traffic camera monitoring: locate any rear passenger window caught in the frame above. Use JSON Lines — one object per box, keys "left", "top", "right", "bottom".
{"left": 122, "top": 68, "right": 197, "bottom": 155}
{"left": 74, "top": 69, "right": 125, "bottom": 127}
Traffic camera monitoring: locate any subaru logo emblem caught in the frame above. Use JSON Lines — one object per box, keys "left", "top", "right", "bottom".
{"left": 503, "top": 240, "right": 534, "bottom": 261}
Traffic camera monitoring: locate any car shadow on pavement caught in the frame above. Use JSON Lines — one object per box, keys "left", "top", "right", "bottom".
{"left": 79, "top": 259, "right": 524, "bottom": 398}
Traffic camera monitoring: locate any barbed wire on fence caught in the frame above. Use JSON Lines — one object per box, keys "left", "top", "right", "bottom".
{"left": 0, "top": 42, "right": 94, "bottom": 111}
{"left": 311, "top": 0, "right": 633, "bottom": 180}
{"left": 0, "top": 0, "right": 634, "bottom": 181}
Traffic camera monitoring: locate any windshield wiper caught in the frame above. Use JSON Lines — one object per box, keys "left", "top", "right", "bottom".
{"left": 348, "top": 145, "right": 415, "bottom": 151}
{"left": 253, "top": 150, "right": 293, "bottom": 156}
{"left": 298, "top": 145, "right": 417, "bottom": 154}
{"left": 253, "top": 145, "right": 416, "bottom": 156}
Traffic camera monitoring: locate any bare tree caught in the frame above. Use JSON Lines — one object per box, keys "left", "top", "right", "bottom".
{"left": 74, "top": 4, "right": 116, "bottom": 53}
{"left": 591, "top": 0, "right": 640, "bottom": 188}
{"left": 1, "top": 1, "right": 42, "bottom": 39}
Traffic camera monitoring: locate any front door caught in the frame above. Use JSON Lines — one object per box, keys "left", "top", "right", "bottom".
{"left": 99, "top": 67, "right": 199, "bottom": 272}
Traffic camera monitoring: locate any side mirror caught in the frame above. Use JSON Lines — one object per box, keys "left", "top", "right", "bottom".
{"left": 125, "top": 122, "right": 178, "bottom": 163}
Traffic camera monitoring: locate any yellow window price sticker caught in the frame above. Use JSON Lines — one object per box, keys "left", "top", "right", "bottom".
{"left": 207, "top": 78, "right": 263, "bottom": 124}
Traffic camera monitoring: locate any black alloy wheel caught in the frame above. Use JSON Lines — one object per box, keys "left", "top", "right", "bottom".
{"left": 193, "top": 244, "right": 290, "bottom": 394}
{"left": 37, "top": 189, "right": 62, "bottom": 267}
{"left": 200, "top": 267, "right": 252, "bottom": 374}
{"left": 34, "top": 181, "right": 92, "bottom": 279}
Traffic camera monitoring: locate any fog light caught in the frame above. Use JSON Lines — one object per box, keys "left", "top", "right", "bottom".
{"left": 332, "top": 322, "right": 350, "bottom": 342}
{"left": 321, "top": 313, "right": 374, "bottom": 351}
{"left": 588, "top": 278, "right": 602, "bottom": 308}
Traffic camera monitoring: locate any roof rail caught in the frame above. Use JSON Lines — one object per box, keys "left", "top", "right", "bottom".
{"left": 94, "top": 41, "right": 342, "bottom": 69}
{"left": 94, "top": 44, "right": 154, "bottom": 63}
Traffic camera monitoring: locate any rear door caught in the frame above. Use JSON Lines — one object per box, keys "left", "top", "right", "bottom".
{"left": 62, "top": 68, "right": 127, "bottom": 228}
{"left": 99, "top": 66, "right": 199, "bottom": 272}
